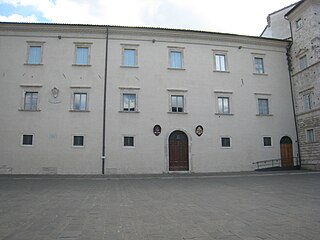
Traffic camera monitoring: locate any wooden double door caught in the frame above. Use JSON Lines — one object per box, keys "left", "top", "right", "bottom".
{"left": 169, "top": 131, "right": 189, "bottom": 171}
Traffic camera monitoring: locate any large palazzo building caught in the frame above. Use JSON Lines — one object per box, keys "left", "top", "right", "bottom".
{"left": 262, "top": 0, "right": 320, "bottom": 169}
{"left": 0, "top": 14, "right": 302, "bottom": 174}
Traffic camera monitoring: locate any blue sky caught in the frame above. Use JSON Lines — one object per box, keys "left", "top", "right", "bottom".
{"left": 0, "top": 0, "right": 299, "bottom": 36}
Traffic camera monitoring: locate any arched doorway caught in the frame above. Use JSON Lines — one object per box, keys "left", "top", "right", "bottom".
{"left": 169, "top": 130, "right": 189, "bottom": 171}
{"left": 280, "top": 136, "right": 293, "bottom": 167}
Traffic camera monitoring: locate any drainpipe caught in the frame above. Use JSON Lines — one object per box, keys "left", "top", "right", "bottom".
{"left": 285, "top": 18, "right": 301, "bottom": 168}
{"left": 102, "top": 27, "right": 109, "bottom": 174}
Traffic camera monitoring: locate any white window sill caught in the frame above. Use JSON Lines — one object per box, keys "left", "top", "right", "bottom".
{"left": 120, "top": 65, "right": 139, "bottom": 68}
{"left": 215, "top": 113, "right": 233, "bottom": 116}
{"left": 168, "top": 67, "right": 186, "bottom": 71}
{"left": 213, "top": 70, "right": 230, "bottom": 73}
{"left": 24, "top": 63, "right": 43, "bottom": 66}
{"left": 256, "top": 114, "right": 273, "bottom": 116}
{"left": 263, "top": 145, "right": 273, "bottom": 148}
{"left": 168, "top": 112, "right": 188, "bottom": 114}
{"left": 123, "top": 146, "right": 135, "bottom": 149}
{"left": 119, "top": 110, "right": 140, "bottom": 113}
{"left": 72, "top": 145, "right": 85, "bottom": 148}
{"left": 253, "top": 73, "right": 268, "bottom": 76}
{"left": 69, "top": 110, "right": 90, "bottom": 112}
{"left": 21, "top": 144, "right": 34, "bottom": 148}
{"left": 19, "top": 109, "right": 41, "bottom": 112}
{"left": 72, "top": 64, "right": 92, "bottom": 67}
{"left": 221, "top": 146, "right": 232, "bottom": 149}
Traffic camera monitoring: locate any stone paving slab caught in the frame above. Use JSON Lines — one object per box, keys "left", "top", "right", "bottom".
{"left": 0, "top": 171, "right": 320, "bottom": 240}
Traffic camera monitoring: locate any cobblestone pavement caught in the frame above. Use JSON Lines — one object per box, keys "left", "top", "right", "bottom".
{"left": 0, "top": 171, "right": 320, "bottom": 240}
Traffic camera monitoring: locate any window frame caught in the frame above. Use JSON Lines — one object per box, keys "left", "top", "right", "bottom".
{"left": 168, "top": 47, "right": 184, "bottom": 70}
{"left": 122, "top": 93, "right": 137, "bottom": 112}
{"left": 121, "top": 44, "right": 139, "bottom": 67}
{"left": 24, "top": 91, "right": 39, "bottom": 111}
{"left": 21, "top": 134, "right": 34, "bottom": 147}
{"left": 295, "top": 18, "right": 303, "bottom": 30}
{"left": 220, "top": 136, "right": 232, "bottom": 148}
{"left": 19, "top": 85, "right": 42, "bottom": 111}
{"left": 214, "top": 91, "right": 233, "bottom": 115}
{"left": 263, "top": 136, "right": 273, "bottom": 147}
{"left": 72, "top": 135, "right": 85, "bottom": 148}
{"left": 255, "top": 93, "right": 272, "bottom": 116}
{"left": 213, "top": 50, "right": 228, "bottom": 72}
{"left": 299, "top": 55, "right": 307, "bottom": 70}
{"left": 306, "top": 129, "right": 316, "bottom": 143}
{"left": 303, "top": 92, "right": 312, "bottom": 111}
{"left": 167, "top": 89, "right": 188, "bottom": 114}
{"left": 123, "top": 135, "right": 135, "bottom": 148}
{"left": 119, "top": 87, "right": 140, "bottom": 113}
{"left": 70, "top": 86, "right": 91, "bottom": 112}
{"left": 26, "top": 41, "right": 44, "bottom": 65}
{"left": 73, "top": 42, "right": 92, "bottom": 66}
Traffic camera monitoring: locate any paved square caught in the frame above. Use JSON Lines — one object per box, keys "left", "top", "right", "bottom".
{"left": 0, "top": 171, "right": 320, "bottom": 240}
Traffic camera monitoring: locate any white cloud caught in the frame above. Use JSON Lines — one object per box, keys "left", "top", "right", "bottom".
{"left": 0, "top": 0, "right": 298, "bottom": 35}
{"left": 0, "top": 13, "right": 38, "bottom": 22}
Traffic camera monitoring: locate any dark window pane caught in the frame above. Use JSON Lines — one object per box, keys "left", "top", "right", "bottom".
{"left": 73, "top": 136, "right": 84, "bottom": 146}
{"left": 23, "top": 135, "right": 33, "bottom": 145}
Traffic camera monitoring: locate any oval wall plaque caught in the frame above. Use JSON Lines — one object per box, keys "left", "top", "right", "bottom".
{"left": 195, "top": 125, "right": 203, "bottom": 136}
{"left": 153, "top": 125, "right": 161, "bottom": 136}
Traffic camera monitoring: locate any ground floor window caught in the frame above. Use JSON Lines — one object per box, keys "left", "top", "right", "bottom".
{"left": 263, "top": 136, "right": 272, "bottom": 147}
{"left": 123, "top": 136, "right": 135, "bottom": 147}
{"left": 221, "top": 137, "right": 231, "bottom": 148}
{"left": 73, "top": 135, "right": 84, "bottom": 147}
{"left": 22, "top": 134, "right": 33, "bottom": 146}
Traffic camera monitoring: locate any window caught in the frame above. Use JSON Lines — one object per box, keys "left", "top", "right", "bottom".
{"left": 123, "top": 94, "right": 136, "bottom": 112}
{"left": 169, "top": 48, "right": 184, "bottom": 69}
{"left": 73, "top": 135, "right": 84, "bottom": 147}
{"left": 22, "top": 134, "right": 33, "bottom": 146}
{"left": 296, "top": 18, "right": 303, "bottom": 30}
{"left": 215, "top": 54, "right": 227, "bottom": 71}
{"left": 122, "top": 45, "right": 138, "bottom": 67}
{"left": 73, "top": 93, "right": 87, "bottom": 111}
{"left": 74, "top": 43, "right": 92, "bottom": 65}
{"left": 254, "top": 57, "right": 265, "bottom": 74}
{"left": 263, "top": 137, "right": 272, "bottom": 147}
{"left": 171, "top": 95, "right": 184, "bottom": 112}
{"left": 306, "top": 129, "right": 316, "bottom": 143}
{"left": 123, "top": 136, "right": 135, "bottom": 147}
{"left": 218, "top": 97, "right": 230, "bottom": 114}
{"left": 24, "top": 92, "right": 38, "bottom": 111}
{"left": 26, "top": 42, "right": 44, "bottom": 64}
{"left": 258, "top": 98, "right": 269, "bottom": 115}
{"left": 303, "top": 93, "right": 312, "bottom": 111}
{"left": 221, "top": 137, "right": 231, "bottom": 148}
{"left": 299, "top": 55, "right": 307, "bottom": 70}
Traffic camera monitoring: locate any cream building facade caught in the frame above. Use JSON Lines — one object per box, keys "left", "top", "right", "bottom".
{"left": 0, "top": 23, "right": 298, "bottom": 174}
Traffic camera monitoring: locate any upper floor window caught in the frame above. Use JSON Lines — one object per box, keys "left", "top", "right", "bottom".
{"left": 24, "top": 92, "right": 38, "bottom": 111}
{"left": 122, "top": 45, "right": 138, "bottom": 67}
{"left": 171, "top": 95, "right": 184, "bottom": 113}
{"left": 296, "top": 18, "right": 303, "bottom": 30}
{"left": 123, "top": 93, "right": 137, "bottom": 112}
{"left": 26, "top": 42, "right": 44, "bottom": 65}
{"left": 169, "top": 48, "right": 184, "bottom": 69}
{"left": 213, "top": 51, "right": 228, "bottom": 72}
{"left": 254, "top": 57, "right": 265, "bottom": 74}
{"left": 299, "top": 55, "right": 307, "bottom": 70}
{"left": 258, "top": 98, "right": 269, "bottom": 115}
{"left": 218, "top": 97, "right": 230, "bottom": 114}
{"left": 306, "top": 129, "right": 316, "bottom": 143}
{"left": 303, "top": 93, "right": 312, "bottom": 111}
{"left": 73, "top": 93, "right": 88, "bottom": 111}
{"left": 74, "top": 42, "right": 92, "bottom": 65}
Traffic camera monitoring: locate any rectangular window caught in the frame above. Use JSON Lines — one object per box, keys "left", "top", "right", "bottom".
{"left": 296, "top": 18, "right": 303, "bottom": 29}
{"left": 218, "top": 97, "right": 230, "bottom": 114}
{"left": 258, "top": 98, "right": 269, "bottom": 115}
{"left": 171, "top": 95, "right": 184, "bottom": 112}
{"left": 123, "top": 94, "right": 136, "bottom": 112}
{"left": 299, "top": 55, "right": 307, "bottom": 70}
{"left": 123, "top": 49, "right": 137, "bottom": 66}
{"left": 22, "top": 134, "right": 33, "bottom": 146}
{"left": 303, "top": 93, "right": 312, "bottom": 111}
{"left": 215, "top": 54, "right": 227, "bottom": 71}
{"left": 76, "top": 47, "right": 89, "bottom": 65}
{"left": 263, "top": 137, "right": 272, "bottom": 147}
{"left": 124, "top": 136, "right": 134, "bottom": 147}
{"left": 169, "top": 50, "right": 183, "bottom": 69}
{"left": 254, "top": 57, "right": 265, "bottom": 74}
{"left": 24, "top": 92, "right": 38, "bottom": 110}
{"left": 73, "top": 135, "right": 84, "bottom": 147}
{"left": 28, "top": 46, "right": 41, "bottom": 64}
{"left": 221, "top": 137, "right": 231, "bottom": 148}
{"left": 73, "top": 93, "right": 87, "bottom": 111}
{"left": 306, "top": 129, "right": 316, "bottom": 143}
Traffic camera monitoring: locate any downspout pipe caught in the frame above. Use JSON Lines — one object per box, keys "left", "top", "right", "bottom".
{"left": 102, "top": 27, "right": 109, "bottom": 174}
{"left": 285, "top": 17, "right": 301, "bottom": 168}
